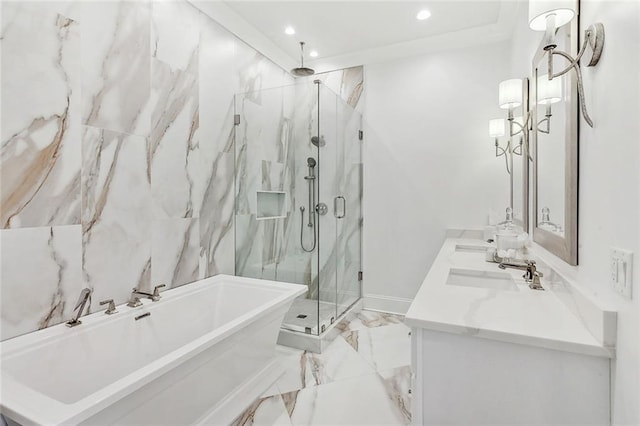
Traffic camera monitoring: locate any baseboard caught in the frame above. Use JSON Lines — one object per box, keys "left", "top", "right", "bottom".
{"left": 363, "top": 294, "right": 413, "bottom": 315}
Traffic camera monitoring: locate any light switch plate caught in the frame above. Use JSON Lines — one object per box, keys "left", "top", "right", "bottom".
{"left": 610, "top": 247, "right": 633, "bottom": 299}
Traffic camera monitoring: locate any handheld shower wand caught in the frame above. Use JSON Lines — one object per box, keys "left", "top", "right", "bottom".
{"left": 300, "top": 157, "right": 317, "bottom": 252}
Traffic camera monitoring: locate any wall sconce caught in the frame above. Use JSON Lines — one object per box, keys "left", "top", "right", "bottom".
{"left": 529, "top": 0, "right": 604, "bottom": 127}
{"left": 490, "top": 79, "right": 531, "bottom": 174}
{"left": 536, "top": 73, "right": 562, "bottom": 133}
{"left": 489, "top": 118, "right": 511, "bottom": 174}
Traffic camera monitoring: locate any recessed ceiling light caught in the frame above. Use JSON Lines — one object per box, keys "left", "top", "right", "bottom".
{"left": 285, "top": 26, "right": 295, "bottom": 35}
{"left": 416, "top": 9, "right": 431, "bottom": 21}
{"left": 309, "top": 50, "right": 318, "bottom": 58}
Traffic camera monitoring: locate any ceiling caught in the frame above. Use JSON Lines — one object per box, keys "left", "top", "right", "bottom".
{"left": 192, "top": 0, "right": 521, "bottom": 73}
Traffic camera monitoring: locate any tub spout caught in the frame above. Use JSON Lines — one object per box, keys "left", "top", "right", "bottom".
{"left": 127, "top": 284, "right": 166, "bottom": 307}
{"left": 66, "top": 288, "right": 92, "bottom": 327}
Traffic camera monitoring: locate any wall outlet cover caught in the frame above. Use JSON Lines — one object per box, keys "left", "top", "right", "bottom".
{"left": 609, "top": 247, "right": 633, "bottom": 299}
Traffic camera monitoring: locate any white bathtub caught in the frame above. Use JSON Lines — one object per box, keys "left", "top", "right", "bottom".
{"left": 0, "top": 275, "right": 305, "bottom": 426}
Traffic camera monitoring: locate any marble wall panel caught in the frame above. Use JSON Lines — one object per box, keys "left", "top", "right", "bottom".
{"left": 0, "top": 0, "right": 362, "bottom": 342}
{"left": 197, "top": 20, "right": 237, "bottom": 277}
{"left": 149, "top": 56, "right": 200, "bottom": 218}
{"left": 199, "top": 151, "right": 236, "bottom": 278}
{"left": 152, "top": 218, "right": 200, "bottom": 288}
{"left": 81, "top": 126, "right": 152, "bottom": 307}
{"left": 0, "top": 225, "right": 83, "bottom": 340}
{"left": 315, "top": 66, "right": 364, "bottom": 110}
{"left": 235, "top": 214, "right": 264, "bottom": 278}
{"left": 151, "top": 0, "right": 202, "bottom": 73}
{"left": 1, "top": 6, "right": 81, "bottom": 228}
{"left": 81, "top": 1, "right": 151, "bottom": 136}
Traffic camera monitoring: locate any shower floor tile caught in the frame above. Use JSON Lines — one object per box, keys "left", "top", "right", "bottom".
{"left": 232, "top": 310, "right": 411, "bottom": 426}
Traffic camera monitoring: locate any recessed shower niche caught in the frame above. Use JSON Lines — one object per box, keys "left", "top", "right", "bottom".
{"left": 234, "top": 80, "right": 363, "bottom": 351}
{"left": 256, "top": 191, "right": 288, "bottom": 220}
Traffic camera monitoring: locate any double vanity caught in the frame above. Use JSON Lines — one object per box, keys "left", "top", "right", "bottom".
{"left": 407, "top": 236, "right": 616, "bottom": 426}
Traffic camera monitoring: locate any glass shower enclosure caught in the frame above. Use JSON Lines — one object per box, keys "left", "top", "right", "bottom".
{"left": 234, "top": 80, "right": 362, "bottom": 336}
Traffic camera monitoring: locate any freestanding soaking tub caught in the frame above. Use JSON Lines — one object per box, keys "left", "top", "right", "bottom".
{"left": 0, "top": 275, "right": 305, "bottom": 425}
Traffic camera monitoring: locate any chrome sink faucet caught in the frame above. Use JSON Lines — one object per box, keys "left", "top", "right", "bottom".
{"left": 499, "top": 260, "right": 545, "bottom": 290}
{"left": 127, "top": 284, "right": 166, "bottom": 307}
{"left": 66, "top": 288, "right": 92, "bottom": 327}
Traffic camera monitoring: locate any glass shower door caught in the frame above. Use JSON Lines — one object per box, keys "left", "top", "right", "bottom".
{"left": 318, "top": 84, "right": 363, "bottom": 325}
{"left": 332, "top": 87, "right": 363, "bottom": 318}
{"left": 234, "top": 81, "right": 362, "bottom": 338}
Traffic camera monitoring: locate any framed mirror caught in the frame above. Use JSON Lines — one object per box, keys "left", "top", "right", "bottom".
{"left": 531, "top": 17, "right": 578, "bottom": 265}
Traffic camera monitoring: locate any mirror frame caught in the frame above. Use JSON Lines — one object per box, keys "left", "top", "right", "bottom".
{"left": 510, "top": 78, "right": 530, "bottom": 232}
{"left": 531, "top": 17, "right": 579, "bottom": 265}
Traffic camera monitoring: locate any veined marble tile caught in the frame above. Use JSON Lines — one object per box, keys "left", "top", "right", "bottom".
{"left": 81, "top": 126, "right": 152, "bottom": 309}
{"left": 149, "top": 56, "right": 200, "bottom": 219}
{"left": 197, "top": 22, "right": 237, "bottom": 278}
{"left": 234, "top": 214, "right": 263, "bottom": 278}
{"left": 152, "top": 218, "right": 199, "bottom": 289}
{"left": 232, "top": 394, "right": 292, "bottom": 426}
{"left": 151, "top": 0, "right": 202, "bottom": 73}
{"left": 304, "top": 66, "right": 364, "bottom": 109}
{"left": 236, "top": 41, "right": 292, "bottom": 101}
{"left": 340, "top": 66, "right": 364, "bottom": 109}
{"left": 1, "top": 2, "right": 83, "bottom": 24}
{"left": 81, "top": 0, "right": 150, "bottom": 136}
{"left": 1, "top": 6, "right": 81, "bottom": 228}
{"left": 343, "top": 322, "right": 411, "bottom": 372}
{"left": 199, "top": 151, "right": 235, "bottom": 277}
{"left": 283, "top": 372, "right": 408, "bottom": 426}
{"left": 0, "top": 225, "right": 82, "bottom": 340}
{"left": 199, "top": 19, "right": 236, "bottom": 158}
{"left": 378, "top": 366, "right": 412, "bottom": 425}
{"left": 340, "top": 310, "right": 406, "bottom": 332}
{"left": 275, "top": 336, "right": 374, "bottom": 395}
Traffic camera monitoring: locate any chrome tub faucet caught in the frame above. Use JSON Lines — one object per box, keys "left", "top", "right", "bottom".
{"left": 499, "top": 260, "right": 544, "bottom": 290}
{"left": 66, "top": 288, "right": 92, "bottom": 327}
{"left": 127, "top": 284, "right": 166, "bottom": 307}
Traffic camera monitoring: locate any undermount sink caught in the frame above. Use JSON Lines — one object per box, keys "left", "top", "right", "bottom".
{"left": 446, "top": 268, "right": 518, "bottom": 291}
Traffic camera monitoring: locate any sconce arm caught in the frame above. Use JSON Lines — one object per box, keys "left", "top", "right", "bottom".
{"left": 545, "top": 24, "right": 604, "bottom": 128}
{"left": 550, "top": 49, "right": 593, "bottom": 127}
{"left": 495, "top": 139, "right": 511, "bottom": 175}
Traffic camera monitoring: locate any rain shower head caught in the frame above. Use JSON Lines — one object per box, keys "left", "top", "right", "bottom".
{"left": 307, "top": 157, "right": 316, "bottom": 168}
{"left": 291, "top": 42, "right": 315, "bottom": 77}
{"left": 311, "top": 135, "right": 326, "bottom": 147}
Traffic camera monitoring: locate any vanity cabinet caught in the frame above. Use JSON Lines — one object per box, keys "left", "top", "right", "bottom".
{"left": 410, "top": 328, "right": 610, "bottom": 425}
{"left": 406, "top": 237, "right": 615, "bottom": 426}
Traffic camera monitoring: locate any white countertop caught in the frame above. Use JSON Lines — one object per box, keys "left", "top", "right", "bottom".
{"left": 405, "top": 238, "right": 615, "bottom": 358}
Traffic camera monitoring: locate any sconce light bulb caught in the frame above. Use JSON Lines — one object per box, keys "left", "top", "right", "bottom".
{"left": 528, "top": 0, "right": 576, "bottom": 31}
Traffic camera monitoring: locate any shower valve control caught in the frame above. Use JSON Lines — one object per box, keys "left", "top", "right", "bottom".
{"left": 316, "top": 203, "right": 328, "bottom": 215}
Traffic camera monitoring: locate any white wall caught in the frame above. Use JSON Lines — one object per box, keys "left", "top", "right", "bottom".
{"left": 509, "top": 1, "right": 640, "bottom": 424}
{"left": 363, "top": 2, "right": 639, "bottom": 422}
{"left": 363, "top": 41, "right": 512, "bottom": 308}
{"left": 577, "top": 1, "right": 639, "bottom": 424}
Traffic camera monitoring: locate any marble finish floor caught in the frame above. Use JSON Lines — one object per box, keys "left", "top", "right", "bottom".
{"left": 233, "top": 310, "right": 411, "bottom": 426}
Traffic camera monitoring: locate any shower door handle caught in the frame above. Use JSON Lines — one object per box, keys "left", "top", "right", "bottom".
{"left": 334, "top": 196, "right": 346, "bottom": 219}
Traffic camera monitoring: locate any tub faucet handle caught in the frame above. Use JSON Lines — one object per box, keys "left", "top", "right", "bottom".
{"left": 127, "top": 288, "right": 143, "bottom": 308}
{"left": 100, "top": 299, "right": 118, "bottom": 315}
{"left": 152, "top": 284, "right": 166, "bottom": 301}
{"left": 66, "top": 288, "right": 92, "bottom": 327}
